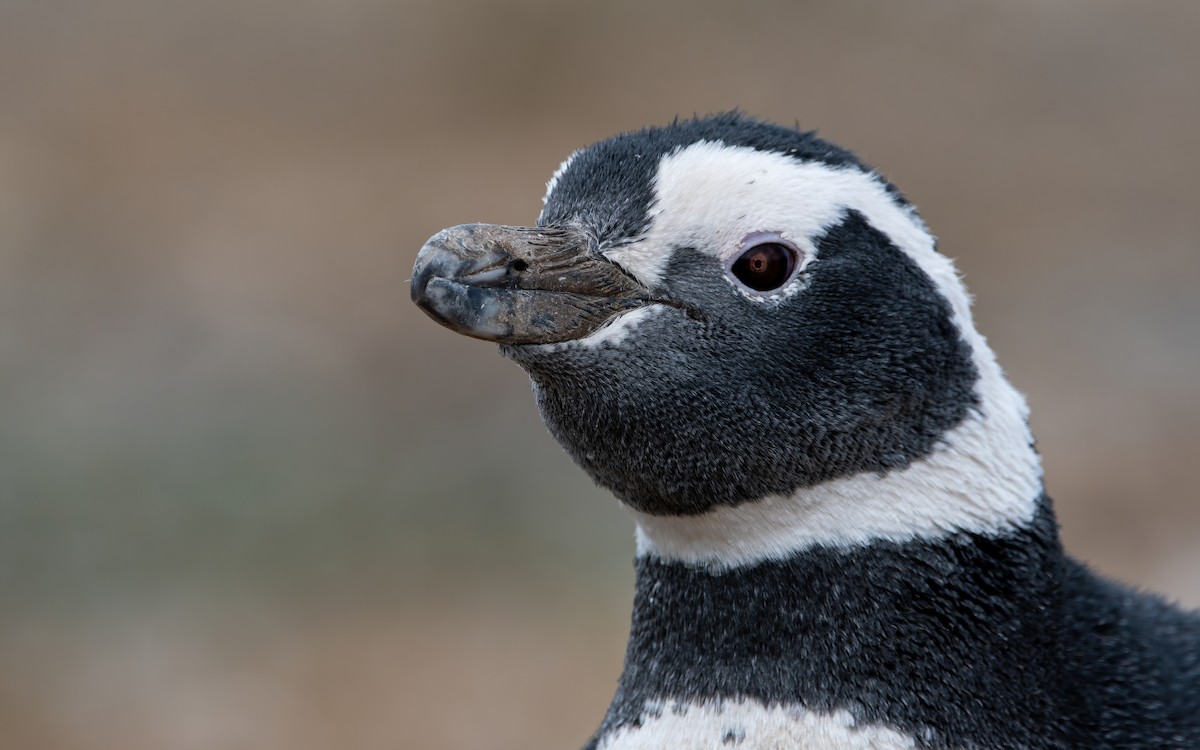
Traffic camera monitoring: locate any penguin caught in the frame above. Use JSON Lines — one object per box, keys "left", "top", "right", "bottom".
{"left": 410, "top": 113, "right": 1200, "bottom": 750}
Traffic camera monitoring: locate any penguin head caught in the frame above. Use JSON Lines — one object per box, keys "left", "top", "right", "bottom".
{"left": 412, "top": 113, "right": 1040, "bottom": 554}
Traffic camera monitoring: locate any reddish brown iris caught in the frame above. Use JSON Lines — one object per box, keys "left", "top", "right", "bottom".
{"left": 731, "top": 242, "right": 796, "bottom": 291}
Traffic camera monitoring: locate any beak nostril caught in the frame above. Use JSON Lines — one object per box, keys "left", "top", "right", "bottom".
{"left": 511, "top": 259, "right": 529, "bottom": 272}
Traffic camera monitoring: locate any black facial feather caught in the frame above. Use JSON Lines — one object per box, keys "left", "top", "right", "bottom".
{"left": 506, "top": 211, "right": 977, "bottom": 515}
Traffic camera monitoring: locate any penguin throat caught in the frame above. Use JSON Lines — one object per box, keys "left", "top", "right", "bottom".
{"left": 630, "top": 354, "right": 1044, "bottom": 570}
{"left": 591, "top": 499, "right": 1070, "bottom": 750}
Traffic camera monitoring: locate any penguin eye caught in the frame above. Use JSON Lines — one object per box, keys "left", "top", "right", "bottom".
{"left": 729, "top": 238, "right": 799, "bottom": 293}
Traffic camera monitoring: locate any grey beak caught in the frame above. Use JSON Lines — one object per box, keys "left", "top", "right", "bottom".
{"left": 411, "top": 224, "right": 651, "bottom": 345}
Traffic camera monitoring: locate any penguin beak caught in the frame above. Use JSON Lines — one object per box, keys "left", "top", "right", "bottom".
{"left": 411, "top": 223, "right": 650, "bottom": 345}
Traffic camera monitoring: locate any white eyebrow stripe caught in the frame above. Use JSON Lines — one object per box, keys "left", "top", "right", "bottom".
{"left": 538, "top": 149, "right": 580, "bottom": 222}
{"left": 605, "top": 141, "right": 943, "bottom": 296}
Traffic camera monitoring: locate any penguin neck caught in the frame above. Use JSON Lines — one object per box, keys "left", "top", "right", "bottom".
{"left": 629, "top": 339, "right": 1045, "bottom": 570}
{"left": 593, "top": 495, "right": 1069, "bottom": 748}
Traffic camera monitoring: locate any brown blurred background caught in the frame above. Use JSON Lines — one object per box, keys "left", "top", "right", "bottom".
{"left": 1, "top": 1, "right": 1197, "bottom": 748}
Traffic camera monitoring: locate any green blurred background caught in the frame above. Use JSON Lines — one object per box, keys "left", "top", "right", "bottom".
{"left": 1, "top": 1, "right": 1197, "bottom": 748}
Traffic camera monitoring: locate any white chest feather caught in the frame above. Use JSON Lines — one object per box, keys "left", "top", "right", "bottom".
{"left": 597, "top": 699, "right": 920, "bottom": 750}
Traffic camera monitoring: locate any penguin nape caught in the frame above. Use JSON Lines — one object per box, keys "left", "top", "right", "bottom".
{"left": 410, "top": 113, "right": 1200, "bottom": 750}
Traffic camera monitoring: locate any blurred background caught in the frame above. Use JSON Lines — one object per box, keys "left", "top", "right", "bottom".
{"left": 1, "top": 1, "right": 1197, "bottom": 748}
